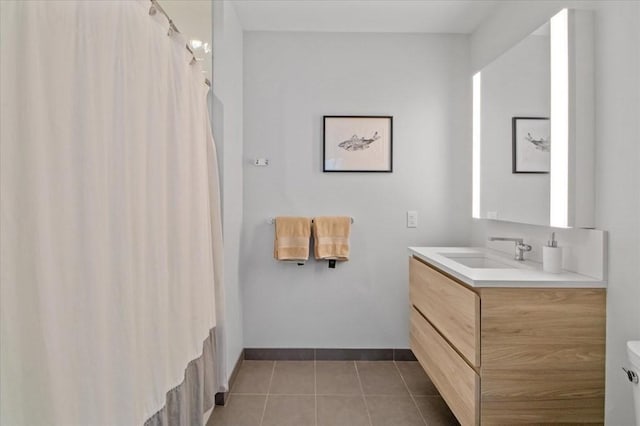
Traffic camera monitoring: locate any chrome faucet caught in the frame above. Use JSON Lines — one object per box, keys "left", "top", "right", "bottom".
{"left": 489, "top": 237, "right": 532, "bottom": 261}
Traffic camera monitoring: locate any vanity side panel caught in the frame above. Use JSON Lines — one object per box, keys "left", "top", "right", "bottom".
{"left": 479, "top": 287, "right": 606, "bottom": 424}
{"left": 409, "top": 256, "right": 481, "bottom": 367}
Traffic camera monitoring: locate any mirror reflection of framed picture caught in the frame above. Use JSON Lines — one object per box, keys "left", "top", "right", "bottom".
{"left": 323, "top": 116, "right": 393, "bottom": 172}
{"left": 512, "top": 117, "right": 550, "bottom": 173}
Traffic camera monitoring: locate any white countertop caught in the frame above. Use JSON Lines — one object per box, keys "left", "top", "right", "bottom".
{"left": 409, "top": 247, "right": 607, "bottom": 288}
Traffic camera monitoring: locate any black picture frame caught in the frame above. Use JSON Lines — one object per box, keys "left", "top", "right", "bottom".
{"left": 511, "top": 117, "right": 550, "bottom": 174}
{"left": 322, "top": 115, "right": 393, "bottom": 173}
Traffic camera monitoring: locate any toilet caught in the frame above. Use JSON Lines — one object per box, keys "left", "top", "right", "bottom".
{"left": 628, "top": 341, "right": 640, "bottom": 426}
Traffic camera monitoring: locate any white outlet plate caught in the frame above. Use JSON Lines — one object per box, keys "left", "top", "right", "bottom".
{"left": 253, "top": 158, "right": 269, "bottom": 166}
{"left": 407, "top": 211, "right": 418, "bottom": 228}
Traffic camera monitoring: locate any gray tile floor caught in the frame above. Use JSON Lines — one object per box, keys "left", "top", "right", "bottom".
{"left": 207, "top": 360, "right": 459, "bottom": 426}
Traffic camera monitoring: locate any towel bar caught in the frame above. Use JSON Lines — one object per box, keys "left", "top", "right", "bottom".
{"left": 267, "top": 217, "right": 354, "bottom": 224}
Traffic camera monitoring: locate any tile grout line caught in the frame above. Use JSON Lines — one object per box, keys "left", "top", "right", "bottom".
{"left": 353, "top": 361, "right": 374, "bottom": 426}
{"left": 258, "top": 361, "right": 276, "bottom": 426}
{"left": 394, "top": 360, "right": 428, "bottom": 426}
{"left": 314, "top": 357, "right": 318, "bottom": 426}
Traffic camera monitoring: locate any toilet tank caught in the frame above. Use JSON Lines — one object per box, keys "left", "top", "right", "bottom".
{"left": 628, "top": 341, "right": 640, "bottom": 426}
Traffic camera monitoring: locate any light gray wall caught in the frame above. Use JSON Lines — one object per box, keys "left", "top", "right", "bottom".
{"left": 241, "top": 32, "right": 471, "bottom": 349}
{"left": 470, "top": 2, "right": 640, "bottom": 424}
{"left": 212, "top": 0, "right": 244, "bottom": 380}
{"left": 480, "top": 34, "right": 550, "bottom": 225}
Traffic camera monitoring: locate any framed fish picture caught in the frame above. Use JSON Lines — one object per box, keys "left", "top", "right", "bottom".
{"left": 323, "top": 116, "right": 393, "bottom": 172}
{"left": 512, "top": 117, "right": 550, "bottom": 173}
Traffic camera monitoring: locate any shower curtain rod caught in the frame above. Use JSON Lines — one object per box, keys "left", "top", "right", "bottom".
{"left": 149, "top": 0, "right": 212, "bottom": 88}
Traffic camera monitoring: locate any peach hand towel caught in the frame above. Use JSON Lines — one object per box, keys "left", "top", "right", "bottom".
{"left": 274, "top": 216, "right": 311, "bottom": 261}
{"left": 313, "top": 216, "right": 351, "bottom": 260}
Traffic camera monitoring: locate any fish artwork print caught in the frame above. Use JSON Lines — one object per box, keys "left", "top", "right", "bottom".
{"left": 338, "top": 132, "right": 381, "bottom": 151}
{"left": 525, "top": 132, "right": 550, "bottom": 152}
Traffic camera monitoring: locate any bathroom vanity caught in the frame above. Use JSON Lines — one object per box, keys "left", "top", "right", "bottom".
{"left": 408, "top": 247, "right": 606, "bottom": 425}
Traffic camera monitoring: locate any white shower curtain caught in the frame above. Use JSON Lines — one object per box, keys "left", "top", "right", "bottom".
{"left": 0, "top": 1, "right": 224, "bottom": 425}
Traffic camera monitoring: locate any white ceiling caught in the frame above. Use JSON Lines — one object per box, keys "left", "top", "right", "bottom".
{"left": 232, "top": 0, "right": 501, "bottom": 34}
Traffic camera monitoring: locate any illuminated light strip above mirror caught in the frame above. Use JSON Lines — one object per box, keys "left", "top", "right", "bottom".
{"left": 550, "top": 9, "right": 569, "bottom": 228}
{"left": 472, "top": 72, "right": 481, "bottom": 219}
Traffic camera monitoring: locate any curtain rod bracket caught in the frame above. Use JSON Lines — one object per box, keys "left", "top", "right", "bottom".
{"left": 150, "top": 0, "right": 210, "bottom": 87}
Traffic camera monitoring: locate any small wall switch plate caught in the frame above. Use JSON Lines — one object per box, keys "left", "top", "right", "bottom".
{"left": 407, "top": 211, "right": 418, "bottom": 228}
{"left": 253, "top": 158, "right": 269, "bottom": 166}
{"left": 487, "top": 211, "right": 498, "bottom": 220}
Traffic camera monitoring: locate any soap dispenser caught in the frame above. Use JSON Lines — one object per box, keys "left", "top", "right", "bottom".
{"left": 543, "top": 232, "right": 562, "bottom": 273}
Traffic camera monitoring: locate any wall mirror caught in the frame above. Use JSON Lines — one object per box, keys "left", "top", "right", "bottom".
{"left": 473, "top": 9, "right": 595, "bottom": 228}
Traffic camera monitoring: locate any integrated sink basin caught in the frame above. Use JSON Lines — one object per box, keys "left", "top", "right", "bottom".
{"left": 441, "top": 251, "right": 529, "bottom": 270}
{"left": 408, "top": 247, "right": 607, "bottom": 288}
{"left": 443, "top": 255, "right": 512, "bottom": 269}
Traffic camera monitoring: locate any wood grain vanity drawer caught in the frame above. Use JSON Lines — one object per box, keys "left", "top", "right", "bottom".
{"left": 409, "top": 256, "right": 480, "bottom": 367}
{"left": 410, "top": 307, "right": 479, "bottom": 426}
